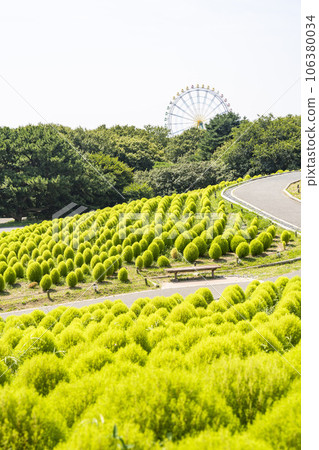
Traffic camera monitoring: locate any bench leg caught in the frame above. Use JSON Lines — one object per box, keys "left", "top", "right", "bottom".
{"left": 175, "top": 272, "right": 178, "bottom": 281}
{"left": 211, "top": 270, "right": 214, "bottom": 279}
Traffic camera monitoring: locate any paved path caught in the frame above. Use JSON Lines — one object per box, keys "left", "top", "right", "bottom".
{"left": 0, "top": 270, "right": 300, "bottom": 319}
{"left": 0, "top": 219, "right": 25, "bottom": 233}
{"left": 0, "top": 226, "right": 24, "bottom": 233}
{"left": 222, "top": 172, "right": 301, "bottom": 231}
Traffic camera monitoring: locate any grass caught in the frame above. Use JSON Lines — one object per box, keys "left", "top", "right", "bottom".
{"left": 286, "top": 180, "right": 301, "bottom": 200}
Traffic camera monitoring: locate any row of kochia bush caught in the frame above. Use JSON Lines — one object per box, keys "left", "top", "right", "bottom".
{"left": 0, "top": 181, "right": 293, "bottom": 291}
{"left": 0, "top": 276, "right": 301, "bottom": 367}
{"left": 0, "top": 276, "right": 300, "bottom": 448}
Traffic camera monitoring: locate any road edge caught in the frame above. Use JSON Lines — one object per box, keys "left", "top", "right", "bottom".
{"left": 221, "top": 171, "right": 301, "bottom": 232}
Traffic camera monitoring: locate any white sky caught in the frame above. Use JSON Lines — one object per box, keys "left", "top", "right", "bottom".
{"left": 0, "top": 0, "right": 300, "bottom": 130}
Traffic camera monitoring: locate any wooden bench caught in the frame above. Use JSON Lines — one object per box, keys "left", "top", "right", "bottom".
{"left": 165, "top": 265, "right": 221, "bottom": 281}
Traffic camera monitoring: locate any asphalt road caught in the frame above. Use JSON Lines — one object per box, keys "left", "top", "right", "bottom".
{"left": 222, "top": 172, "right": 301, "bottom": 231}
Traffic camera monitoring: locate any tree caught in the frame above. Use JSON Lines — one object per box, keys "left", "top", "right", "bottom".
{"left": 198, "top": 112, "right": 242, "bottom": 159}
{"left": 143, "top": 125, "right": 170, "bottom": 151}
{"left": 213, "top": 115, "right": 301, "bottom": 177}
{"left": 164, "top": 128, "right": 204, "bottom": 163}
{"left": 87, "top": 153, "right": 133, "bottom": 205}
{"left": 68, "top": 125, "right": 165, "bottom": 172}
{"left": 123, "top": 183, "right": 154, "bottom": 201}
{"left": 0, "top": 125, "right": 133, "bottom": 220}
{"left": 113, "top": 136, "right": 164, "bottom": 171}
{"left": 135, "top": 160, "right": 226, "bottom": 196}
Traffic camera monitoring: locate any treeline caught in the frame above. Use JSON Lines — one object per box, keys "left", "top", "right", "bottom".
{"left": 0, "top": 113, "right": 300, "bottom": 220}
{"left": 136, "top": 114, "right": 301, "bottom": 197}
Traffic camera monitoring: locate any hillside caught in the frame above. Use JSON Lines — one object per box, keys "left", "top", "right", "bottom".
{"left": 0, "top": 172, "right": 300, "bottom": 311}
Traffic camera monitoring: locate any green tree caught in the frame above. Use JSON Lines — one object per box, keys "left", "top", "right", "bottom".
{"left": 164, "top": 128, "right": 204, "bottom": 163}
{"left": 112, "top": 136, "right": 163, "bottom": 171}
{"left": 123, "top": 182, "right": 154, "bottom": 201}
{"left": 135, "top": 160, "right": 225, "bottom": 196}
{"left": 0, "top": 124, "right": 133, "bottom": 220}
{"left": 199, "top": 112, "right": 242, "bottom": 159}
{"left": 213, "top": 115, "right": 301, "bottom": 177}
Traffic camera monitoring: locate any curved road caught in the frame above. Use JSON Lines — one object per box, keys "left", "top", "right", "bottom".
{"left": 222, "top": 171, "right": 301, "bottom": 231}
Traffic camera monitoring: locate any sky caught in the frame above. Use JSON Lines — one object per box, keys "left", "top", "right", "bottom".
{"left": 0, "top": 0, "right": 300, "bottom": 130}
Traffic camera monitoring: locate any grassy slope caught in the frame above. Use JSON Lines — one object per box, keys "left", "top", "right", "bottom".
{"left": 0, "top": 181, "right": 301, "bottom": 312}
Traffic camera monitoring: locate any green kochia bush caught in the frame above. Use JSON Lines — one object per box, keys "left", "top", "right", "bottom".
{"left": 212, "top": 236, "right": 228, "bottom": 255}
{"left": 0, "top": 262, "right": 8, "bottom": 275}
{"left": 122, "top": 246, "right": 134, "bottom": 263}
{"left": 250, "top": 239, "right": 264, "bottom": 256}
{"left": 169, "top": 303, "right": 197, "bottom": 324}
{"left": 196, "top": 287, "right": 214, "bottom": 305}
{"left": 192, "top": 237, "right": 207, "bottom": 257}
{"left": 230, "top": 235, "right": 246, "bottom": 252}
{"left": 75, "top": 268, "right": 84, "bottom": 282}
{"left": 57, "top": 261, "right": 67, "bottom": 277}
{"left": 135, "top": 256, "right": 143, "bottom": 269}
{"left": 175, "top": 232, "right": 192, "bottom": 253}
{"left": 50, "top": 269, "right": 60, "bottom": 285}
{"left": 118, "top": 267, "right": 128, "bottom": 282}
{"left": 183, "top": 243, "right": 199, "bottom": 264}
{"left": 40, "top": 274, "right": 52, "bottom": 292}
{"left": 66, "top": 272, "right": 78, "bottom": 288}
{"left": 15, "top": 353, "right": 69, "bottom": 396}
{"left": 148, "top": 242, "right": 160, "bottom": 260}
{"left": 93, "top": 263, "right": 105, "bottom": 282}
{"left": 3, "top": 267, "right": 16, "bottom": 286}
{"left": 104, "top": 259, "right": 115, "bottom": 277}
{"left": 267, "top": 225, "right": 276, "bottom": 238}
{"left": 12, "top": 262, "right": 24, "bottom": 278}
{"left": 236, "top": 242, "right": 250, "bottom": 258}
{"left": 26, "top": 262, "right": 42, "bottom": 283}
{"left": 74, "top": 253, "right": 84, "bottom": 268}
{"left": 281, "top": 230, "right": 291, "bottom": 245}
{"left": 209, "top": 243, "right": 222, "bottom": 260}
{"left": 142, "top": 250, "right": 153, "bottom": 268}
{"left": 257, "top": 232, "right": 272, "bottom": 251}
{"left": 132, "top": 242, "right": 141, "bottom": 257}
{"left": 0, "top": 274, "right": 5, "bottom": 291}
{"left": 0, "top": 387, "right": 67, "bottom": 448}
{"left": 157, "top": 256, "right": 170, "bottom": 267}
{"left": 60, "top": 307, "right": 82, "bottom": 327}
{"left": 185, "top": 293, "right": 208, "bottom": 309}
{"left": 14, "top": 327, "right": 56, "bottom": 361}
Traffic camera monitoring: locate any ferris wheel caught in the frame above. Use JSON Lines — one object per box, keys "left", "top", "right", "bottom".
{"left": 165, "top": 84, "right": 231, "bottom": 136}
